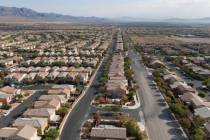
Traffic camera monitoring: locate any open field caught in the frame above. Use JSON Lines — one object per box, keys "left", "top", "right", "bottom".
{"left": 172, "top": 36, "right": 210, "bottom": 44}
{"left": 130, "top": 34, "right": 182, "bottom": 45}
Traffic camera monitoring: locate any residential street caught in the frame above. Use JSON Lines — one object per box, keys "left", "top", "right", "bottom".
{"left": 60, "top": 45, "right": 114, "bottom": 140}
{"left": 60, "top": 45, "right": 188, "bottom": 140}
{"left": 128, "top": 49, "right": 188, "bottom": 140}
{"left": 0, "top": 90, "right": 43, "bottom": 128}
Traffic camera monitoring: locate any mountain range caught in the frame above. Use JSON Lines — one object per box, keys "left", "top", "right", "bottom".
{"left": 0, "top": 6, "right": 107, "bottom": 23}
{"left": 0, "top": 6, "right": 210, "bottom": 23}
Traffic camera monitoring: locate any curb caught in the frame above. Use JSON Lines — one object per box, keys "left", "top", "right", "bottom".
{"left": 57, "top": 57, "right": 104, "bottom": 140}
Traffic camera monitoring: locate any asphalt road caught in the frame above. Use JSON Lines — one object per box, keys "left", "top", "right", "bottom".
{"left": 60, "top": 46, "right": 114, "bottom": 140}
{"left": 128, "top": 50, "right": 188, "bottom": 140}
{"left": 0, "top": 90, "right": 43, "bottom": 128}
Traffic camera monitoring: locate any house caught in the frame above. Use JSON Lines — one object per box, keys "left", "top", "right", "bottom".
{"left": 191, "top": 97, "right": 204, "bottom": 109}
{"left": 35, "top": 72, "right": 49, "bottom": 80}
{"left": 163, "top": 74, "right": 181, "bottom": 84}
{"left": 47, "top": 88, "right": 71, "bottom": 98}
{"left": 0, "top": 86, "right": 21, "bottom": 95}
{"left": 170, "top": 81, "right": 195, "bottom": 95}
{"left": 15, "top": 125, "right": 40, "bottom": 140}
{"left": 57, "top": 72, "right": 68, "bottom": 79}
{"left": 5, "top": 73, "right": 27, "bottom": 84}
{"left": 38, "top": 67, "right": 51, "bottom": 72}
{"left": 108, "top": 72, "right": 124, "bottom": 78}
{"left": 180, "top": 92, "right": 204, "bottom": 108}
{"left": 106, "top": 85, "right": 128, "bottom": 99}
{"left": 23, "top": 108, "right": 57, "bottom": 122}
{"left": 90, "top": 127, "right": 127, "bottom": 140}
{"left": 0, "top": 91, "right": 13, "bottom": 104}
{"left": 77, "top": 72, "right": 89, "bottom": 83}
{"left": 194, "top": 107, "right": 210, "bottom": 119}
{"left": 150, "top": 60, "right": 165, "bottom": 68}
{"left": 0, "top": 59, "right": 14, "bottom": 67}
{"left": 47, "top": 71, "right": 60, "bottom": 80}
{"left": 58, "top": 67, "right": 68, "bottom": 72}
{"left": 105, "top": 53, "right": 128, "bottom": 99}
{"left": 106, "top": 81, "right": 128, "bottom": 99}
{"left": 67, "top": 67, "right": 93, "bottom": 76}
{"left": 180, "top": 92, "right": 194, "bottom": 103}
{"left": 0, "top": 127, "right": 18, "bottom": 140}
{"left": 24, "top": 73, "right": 37, "bottom": 81}
{"left": 0, "top": 125, "right": 41, "bottom": 140}
{"left": 13, "top": 117, "right": 48, "bottom": 135}
{"left": 51, "top": 85, "right": 76, "bottom": 94}
{"left": 38, "top": 95, "right": 66, "bottom": 104}
{"left": 67, "top": 72, "right": 77, "bottom": 81}
{"left": 34, "top": 99, "right": 61, "bottom": 110}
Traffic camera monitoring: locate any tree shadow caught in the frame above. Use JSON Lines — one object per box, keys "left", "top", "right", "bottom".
{"left": 158, "top": 102, "right": 167, "bottom": 107}
{"left": 158, "top": 108, "right": 174, "bottom": 121}
{"left": 158, "top": 109, "right": 187, "bottom": 140}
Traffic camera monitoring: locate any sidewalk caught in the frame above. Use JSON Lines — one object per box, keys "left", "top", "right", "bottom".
{"left": 122, "top": 94, "right": 140, "bottom": 109}
{"left": 58, "top": 57, "right": 104, "bottom": 140}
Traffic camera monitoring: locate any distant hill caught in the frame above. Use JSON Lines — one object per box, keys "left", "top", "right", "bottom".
{"left": 165, "top": 18, "right": 210, "bottom": 23}
{"left": 0, "top": 6, "right": 107, "bottom": 23}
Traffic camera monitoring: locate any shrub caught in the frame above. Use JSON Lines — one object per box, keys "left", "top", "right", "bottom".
{"left": 120, "top": 116, "right": 147, "bottom": 140}
{"left": 203, "top": 78, "right": 210, "bottom": 88}
{"left": 164, "top": 96, "right": 172, "bottom": 104}
{"left": 83, "top": 121, "right": 92, "bottom": 128}
{"left": 198, "top": 92, "right": 206, "bottom": 98}
{"left": 102, "top": 105, "right": 120, "bottom": 112}
{"left": 128, "top": 91, "right": 135, "bottom": 101}
{"left": 63, "top": 102, "right": 71, "bottom": 108}
{"left": 179, "top": 117, "right": 191, "bottom": 129}
{"left": 1, "top": 104, "right": 11, "bottom": 110}
{"left": 44, "top": 128, "right": 59, "bottom": 140}
{"left": 56, "top": 107, "right": 69, "bottom": 117}
{"left": 170, "top": 102, "right": 186, "bottom": 117}
{"left": 194, "top": 128, "right": 206, "bottom": 140}
{"left": 193, "top": 116, "right": 206, "bottom": 127}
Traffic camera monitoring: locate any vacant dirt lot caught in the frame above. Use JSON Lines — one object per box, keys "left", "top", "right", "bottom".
{"left": 172, "top": 36, "right": 210, "bottom": 44}
{"left": 130, "top": 34, "right": 181, "bottom": 45}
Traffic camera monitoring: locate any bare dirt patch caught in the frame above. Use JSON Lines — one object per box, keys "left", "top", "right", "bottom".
{"left": 131, "top": 34, "right": 182, "bottom": 45}
{"left": 172, "top": 36, "right": 210, "bottom": 44}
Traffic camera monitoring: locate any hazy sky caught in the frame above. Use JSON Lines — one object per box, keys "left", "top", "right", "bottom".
{"left": 1, "top": 0, "right": 210, "bottom": 18}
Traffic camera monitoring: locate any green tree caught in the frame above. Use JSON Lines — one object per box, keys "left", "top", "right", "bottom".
{"left": 45, "top": 128, "right": 59, "bottom": 140}
{"left": 203, "top": 78, "right": 210, "bottom": 88}
{"left": 193, "top": 116, "right": 206, "bottom": 127}
{"left": 1, "top": 104, "right": 11, "bottom": 110}
{"left": 194, "top": 128, "right": 206, "bottom": 140}
{"left": 128, "top": 91, "right": 135, "bottom": 101}
{"left": 43, "top": 137, "right": 52, "bottom": 140}
{"left": 198, "top": 92, "right": 207, "bottom": 98}
{"left": 56, "top": 107, "right": 69, "bottom": 117}
{"left": 120, "top": 116, "right": 147, "bottom": 140}
{"left": 170, "top": 102, "right": 186, "bottom": 117}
